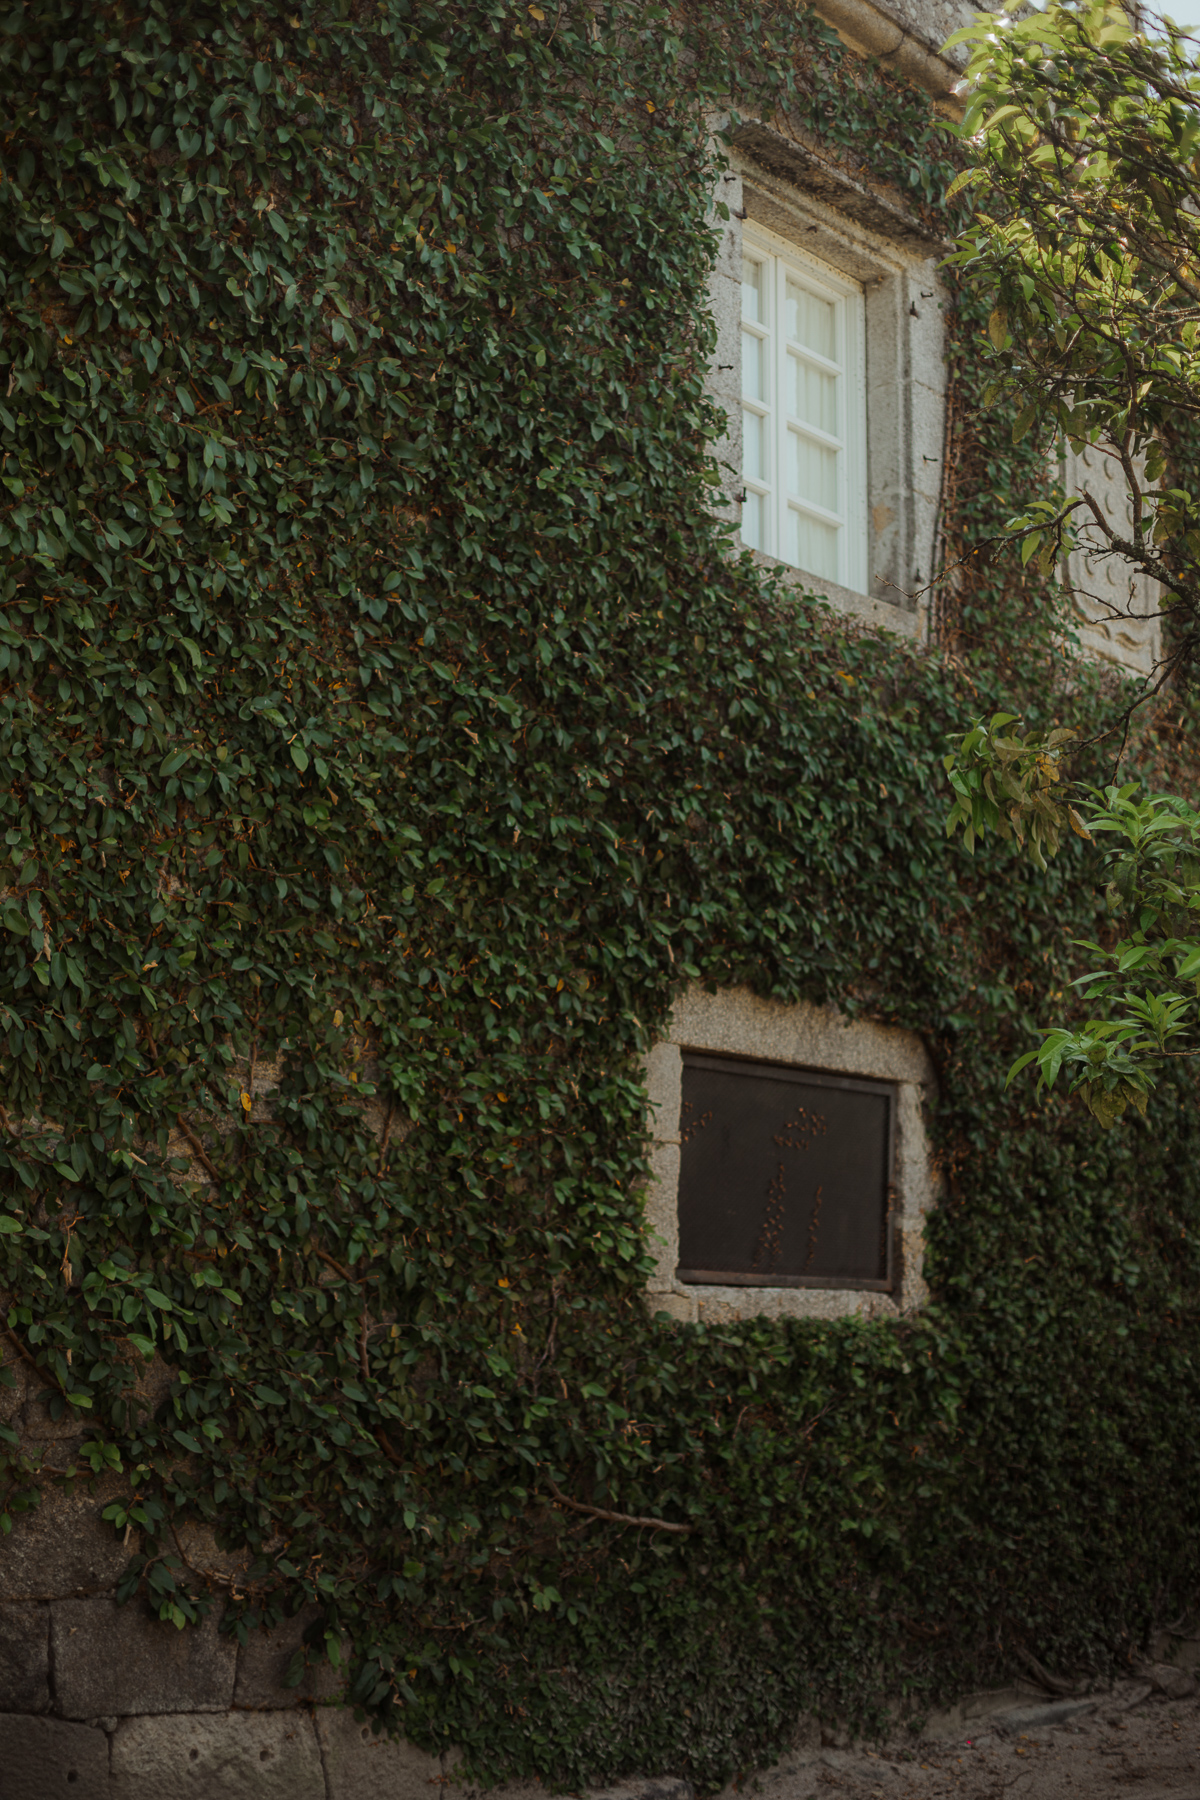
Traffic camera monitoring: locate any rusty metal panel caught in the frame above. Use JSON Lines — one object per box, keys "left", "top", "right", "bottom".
{"left": 675, "top": 1052, "right": 894, "bottom": 1289}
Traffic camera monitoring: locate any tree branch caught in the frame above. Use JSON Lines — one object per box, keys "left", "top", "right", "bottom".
{"left": 175, "top": 1114, "right": 222, "bottom": 1186}
{"left": 545, "top": 1478, "right": 694, "bottom": 1534}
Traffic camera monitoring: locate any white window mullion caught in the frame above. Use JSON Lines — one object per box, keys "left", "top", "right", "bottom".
{"left": 774, "top": 257, "right": 787, "bottom": 566}
{"left": 740, "top": 253, "right": 772, "bottom": 557}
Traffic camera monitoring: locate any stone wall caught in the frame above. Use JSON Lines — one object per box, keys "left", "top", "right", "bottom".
{"left": 0, "top": 1466, "right": 696, "bottom": 1800}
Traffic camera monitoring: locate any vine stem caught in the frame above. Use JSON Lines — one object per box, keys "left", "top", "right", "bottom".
{"left": 375, "top": 1428, "right": 404, "bottom": 1467}
{"left": 3, "top": 1322, "right": 41, "bottom": 1374}
{"left": 545, "top": 1479, "right": 694, "bottom": 1535}
{"left": 315, "top": 1248, "right": 364, "bottom": 1285}
{"left": 377, "top": 1100, "right": 395, "bottom": 1175}
{"left": 175, "top": 1114, "right": 222, "bottom": 1185}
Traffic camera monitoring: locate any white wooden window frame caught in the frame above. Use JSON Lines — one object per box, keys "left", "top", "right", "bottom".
{"left": 740, "top": 223, "right": 868, "bottom": 595}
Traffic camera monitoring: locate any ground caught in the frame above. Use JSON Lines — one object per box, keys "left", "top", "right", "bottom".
{"left": 725, "top": 1677, "right": 1200, "bottom": 1800}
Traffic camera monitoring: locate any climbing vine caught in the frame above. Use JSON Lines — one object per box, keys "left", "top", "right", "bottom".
{"left": 1, "top": 0, "right": 1199, "bottom": 1788}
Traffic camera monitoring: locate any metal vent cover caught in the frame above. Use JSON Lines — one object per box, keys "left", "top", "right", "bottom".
{"left": 676, "top": 1052, "right": 895, "bottom": 1289}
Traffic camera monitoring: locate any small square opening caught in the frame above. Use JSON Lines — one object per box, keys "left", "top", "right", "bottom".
{"left": 675, "top": 1052, "right": 895, "bottom": 1289}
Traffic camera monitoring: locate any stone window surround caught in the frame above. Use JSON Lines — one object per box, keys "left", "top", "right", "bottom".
{"left": 706, "top": 122, "right": 950, "bottom": 644}
{"left": 642, "top": 985, "right": 939, "bottom": 1326}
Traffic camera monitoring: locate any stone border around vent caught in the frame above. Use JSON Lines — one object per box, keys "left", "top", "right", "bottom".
{"left": 641, "top": 986, "right": 939, "bottom": 1325}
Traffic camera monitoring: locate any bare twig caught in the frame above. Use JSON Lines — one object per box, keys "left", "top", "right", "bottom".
{"left": 175, "top": 1114, "right": 222, "bottom": 1186}
{"left": 377, "top": 1100, "right": 395, "bottom": 1175}
{"left": 4, "top": 1322, "right": 40, "bottom": 1373}
{"left": 1011, "top": 1640, "right": 1080, "bottom": 1696}
{"left": 315, "top": 1247, "right": 365, "bottom": 1285}
{"left": 545, "top": 1478, "right": 694, "bottom": 1535}
{"left": 375, "top": 1427, "right": 404, "bottom": 1467}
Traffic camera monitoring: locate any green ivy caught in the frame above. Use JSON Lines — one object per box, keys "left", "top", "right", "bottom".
{"left": 1, "top": 0, "right": 1198, "bottom": 1789}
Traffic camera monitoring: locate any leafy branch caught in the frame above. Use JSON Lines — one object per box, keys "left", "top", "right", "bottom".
{"left": 947, "top": 718, "right": 1200, "bottom": 1121}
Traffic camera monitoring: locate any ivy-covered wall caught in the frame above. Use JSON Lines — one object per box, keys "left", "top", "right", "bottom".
{"left": 2, "top": 0, "right": 1200, "bottom": 1788}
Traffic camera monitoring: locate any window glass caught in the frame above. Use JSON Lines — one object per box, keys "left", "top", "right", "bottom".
{"left": 742, "top": 331, "right": 765, "bottom": 404}
{"left": 741, "top": 257, "right": 763, "bottom": 322}
{"left": 788, "top": 430, "right": 838, "bottom": 516}
{"left": 788, "top": 353, "right": 837, "bottom": 437}
{"left": 743, "top": 410, "right": 766, "bottom": 483}
{"left": 741, "top": 489, "right": 766, "bottom": 553}
{"left": 740, "top": 236, "right": 866, "bottom": 591}
{"left": 785, "top": 277, "right": 835, "bottom": 360}
{"left": 788, "top": 511, "right": 839, "bottom": 581}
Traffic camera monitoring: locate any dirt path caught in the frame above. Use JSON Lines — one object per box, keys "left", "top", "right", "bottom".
{"left": 723, "top": 1680, "right": 1200, "bottom": 1800}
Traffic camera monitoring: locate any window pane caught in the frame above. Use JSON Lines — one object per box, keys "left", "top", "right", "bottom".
{"left": 788, "top": 429, "right": 838, "bottom": 514}
{"left": 741, "top": 257, "right": 763, "bottom": 323}
{"left": 741, "top": 489, "right": 766, "bottom": 553}
{"left": 788, "top": 351, "right": 837, "bottom": 437}
{"left": 787, "top": 510, "right": 839, "bottom": 580}
{"left": 741, "top": 329, "right": 764, "bottom": 402}
{"left": 742, "top": 409, "right": 765, "bottom": 483}
{"left": 785, "top": 278, "right": 835, "bottom": 361}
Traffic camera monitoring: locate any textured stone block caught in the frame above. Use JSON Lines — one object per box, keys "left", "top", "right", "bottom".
{"left": 1145, "top": 1661, "right": 1199, "bottom": 1700}
{"left": 642, "top": 1041, "right": 681, "bottom": 1142}
{"left": 317, "top": 1709, "right": 447, "bottom": 1800}
{"left": 110, "top": 1709, "right": 324, "bottom": 1800}
{"left": 0, "top": 1479, "right": 129, "bottom": 1600}
{"left": 0, "top": 1601, "right": 50, "bottom": 1710}
{"left": 710, "top": 194, "right": 742, "bottom": 285}
{"left": 53, "top": 1594, "right": 236, "bottom": 1718}
{"left": 648, "top": 1292, "right": 696, "bottom": 1325}
{"left": 0, "top": 1355, "right": 26, "bottom": 1424}
{"left": 904, "top": 261, "right": 947, "bottom": 382}
{"left": 667, "top": 987, "right": 935, "bottom": 1087}
{"left": 233, "top": 1606, "right": 345, "bottom": 1708}
{"left": 0, "top": 1712, "right": 109, "bottom": 1800}
{"left": 642, "top": 1140, "right": 680, "bottom": 1290}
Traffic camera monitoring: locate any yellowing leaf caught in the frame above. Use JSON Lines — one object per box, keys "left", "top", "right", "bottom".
{"left": 646, "top": 100, "right": 656, "bottom": 112}
{"left": 528, "top": 4, "right": 544, "bottom": 14}
{"left": 240, "top": 1090, "right": 252, "bottom": 1113}
{"left": 333, "top": 1009, "right": 344, "bottom": 1026}
{"left": 988, "top": 306, "right": 1008, "bottom": 350}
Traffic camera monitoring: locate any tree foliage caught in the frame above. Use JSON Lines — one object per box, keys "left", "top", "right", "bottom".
{"left": 943, "top": 1, "right": 1200, "bottom": 1122}
{"left": 947, "top": 0, "right": 1200, "bottom": 677}
{"left": 946, "top": 720, "right": 1200, "bottom": 1123}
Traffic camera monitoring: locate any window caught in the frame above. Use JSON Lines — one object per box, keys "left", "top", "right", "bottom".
{"left": 641, "top": 985, "right": 938, "bottom": 1325}
{"left": 676, "top": 1054, "right": 894, "bottom": 1290}
{"left": 705, "top": 133, "right": 952, "bottom": 639}
{"left": 739, "top": 227, "right": 868, "bottom": 593}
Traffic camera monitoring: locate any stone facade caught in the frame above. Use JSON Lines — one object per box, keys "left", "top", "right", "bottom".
{"left": 0, "top": 1473, "right": 701, "bottom": 1799}
{"left": 0, "top": 0, "right": 1037, "bottom": 1786}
